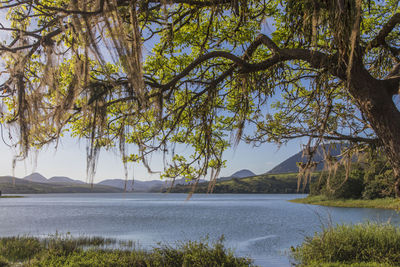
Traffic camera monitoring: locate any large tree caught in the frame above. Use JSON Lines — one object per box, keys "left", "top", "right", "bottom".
{"left": 0, "top": 0, "right": 399, "bottom": 193}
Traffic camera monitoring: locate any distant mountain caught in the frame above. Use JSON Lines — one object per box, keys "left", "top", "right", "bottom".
{"left": 23, "top": 173, "right": 48, "bottom": 183}
{"left": 230, "top": 169, "right": 256, "bottom": 178}
{"left": 268, "top": 143, "right": 343, "bottom": 174}
{"left": 23, "top": 173, "right": 86, "bottom": 185}
{"left": 218, "top": 169, "right": 256, "bottom": 181}
{"left": 0, "top": 176, "right": 122, "bottom": 194}
{"left": 48, "top": 176, "right": 85, "bottom": 184}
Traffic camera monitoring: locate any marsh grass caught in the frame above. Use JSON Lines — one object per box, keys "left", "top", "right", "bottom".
{"left": 0, "top": 236, "right": 42, "bottom": 262}
{"left": 0, "top": 235, "right": 252, "bottom": 267}
{"left": 292, "top": 223, "right": 400, "bottom": 266}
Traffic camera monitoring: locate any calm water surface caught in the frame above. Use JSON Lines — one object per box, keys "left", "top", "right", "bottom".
{"left": 1, "top": 193, "right": 399, "bottom": 266}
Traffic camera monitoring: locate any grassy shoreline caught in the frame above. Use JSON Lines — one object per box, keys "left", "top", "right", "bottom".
{"left": 290, "top": 195, "right": 400, "bottom": 210}
{"left": 0, "top": 195, "right": 24, "bottom": 198}
{"left": 0, "top": 235, "right": 253, "bottom": 267}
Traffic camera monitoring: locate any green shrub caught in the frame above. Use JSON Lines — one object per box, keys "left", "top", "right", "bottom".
{"left": 331, "top": 168, "right": 364, "bottom": 199}
{"left": 292, "top": 223, "right": 400, "bottom": 266}
{"left": 363, "top": 170, "right": 396, "bottom": 200}
{"left": 310, "top": 166, "right": 364, "bottom": 199}
{"left": 0, "top": 236, "right": 42, "bottom": 262}
{"left": 309, "top": 150, "right": 400, "bottom": 200}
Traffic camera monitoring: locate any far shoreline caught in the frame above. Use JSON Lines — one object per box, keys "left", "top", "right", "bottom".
{"left": 290, "top": 195, "right": 400, "bottom": 210}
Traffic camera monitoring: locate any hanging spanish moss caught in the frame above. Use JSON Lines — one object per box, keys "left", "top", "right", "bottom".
{"left": 0, "top": 0, "right": 148, "bottom": 185}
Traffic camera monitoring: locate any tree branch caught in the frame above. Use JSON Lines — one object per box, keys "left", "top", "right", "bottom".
{"left": 33, "top": 0, "right": 105, "bottom": 15}
{"left": 258, "top": 34, "right": 280, "bottom": 53}
{"left": 161, "top": 51, "right": 255, "bottom": 89}
{"left": 145, "top": 0, "right": 232, "bottom": 7}
{"left": 160, "top": 34, "right": 335, "bottom": 90}
{"left": 368, "top": 12, "right": 400, "bottom": 50}
{"left": 279, "top": 133, "right": 379, "bottom": 145}
{"left": 0, "top": 27, "right": 63, "bottom": 53}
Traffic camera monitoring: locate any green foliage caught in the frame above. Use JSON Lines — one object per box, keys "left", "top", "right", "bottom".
{"left": 362, "top": 172, "right": 396, "bottom": 200}
{"left": 0, "top": 235, "right": 252, "bottom": 267}
{"left": 292, "top": 223, "right": 400, "bottom": 266}
{"left": 362, "top": 156, "right": 395, "bottom": 199}
{"left": 310, "top": 152, "right": 396, "bottom": 200}
{"left": 0, "top": 256, "right": 9, "bottom": 267}
{"left": 311, "top": 165, "right": 364, "bottom": 199}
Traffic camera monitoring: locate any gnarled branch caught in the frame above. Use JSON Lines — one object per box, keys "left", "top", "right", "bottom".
{"left": 367, "top": 12, "right": 400, "bottom": 50}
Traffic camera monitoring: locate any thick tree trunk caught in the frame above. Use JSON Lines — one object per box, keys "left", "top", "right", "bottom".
{"left": 350, "top": 64, "right": 400, "bottom": 197}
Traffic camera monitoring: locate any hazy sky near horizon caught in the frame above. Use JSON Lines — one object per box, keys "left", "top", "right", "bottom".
{"left": 0, "top": 134, "right": 303, "bottom": 182}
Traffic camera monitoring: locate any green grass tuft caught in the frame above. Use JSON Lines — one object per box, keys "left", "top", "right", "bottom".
{"left": 0, "top": 235, "right": 253, "bottom": 266}
{"left": 292, "top": 223, "right": 400, "bottom": 266}
{"left": 0, "top": 236, "right": 43, "bottom": 262}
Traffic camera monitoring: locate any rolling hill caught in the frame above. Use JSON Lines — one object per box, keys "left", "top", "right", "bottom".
{"left": 0, "top": 176, "right": 122, "bottom": 194}
{"left": 48, "top": 176, "right": 85, "bottom": 184}
{"left": 98, "top": 177, "right": 208, "bottom": 192}
{"left": 23, "top": 173, "right": 85, "bottom": 185}
{"left": 98, "top": 179, "right": 166, "bottom": 192}
{"left": 166, "top": 172, "right": 313, "bottom": 194}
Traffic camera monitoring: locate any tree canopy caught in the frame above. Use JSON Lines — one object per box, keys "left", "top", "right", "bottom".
{"left": 0, "top": 0, "right": 400, "bottom": 192}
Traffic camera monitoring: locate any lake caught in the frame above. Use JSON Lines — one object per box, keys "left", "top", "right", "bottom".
{"left": 0, "top": 193, "right": 399, "bottom": 266}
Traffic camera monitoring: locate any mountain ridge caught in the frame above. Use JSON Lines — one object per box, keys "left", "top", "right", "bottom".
{"left": 267, "top": 143, "right": 344, "bottom": 174}
{"left": 23, "top": 173, "right": 48, "bottom": 183}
